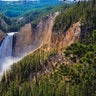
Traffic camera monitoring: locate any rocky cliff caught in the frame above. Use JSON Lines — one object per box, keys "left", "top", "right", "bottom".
{"left": 13, "top": 12, "right": 59, "bottom": 57}
{"left": 13, "top": 12, "right": 81, "bottom": 57}
{"left": 51, "top": 22, "right": 81, "bottom": 51}
{"left": 32, "top": 13, "right": 81, "bottom": 52}
{"left": 31, "top": 12, "right": 60, "bottom": 51}
{"left": 13, "top": 23, "right": 33, "bottom": 57}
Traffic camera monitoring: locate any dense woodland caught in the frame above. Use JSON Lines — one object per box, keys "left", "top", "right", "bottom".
{"left": 0, "top": 0, "right": 96, "bottom": 96}
{"left": 0, "top": 1, "right": 62, "bottom": 17}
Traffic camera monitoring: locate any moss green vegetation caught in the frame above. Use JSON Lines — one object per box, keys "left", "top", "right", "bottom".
{"left": 0, "top": 1, "right": 96, "bottom": 96}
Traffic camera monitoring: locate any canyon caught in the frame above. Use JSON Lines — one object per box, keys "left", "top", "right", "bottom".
{"left": 12, "top": 12, "right": 81, "bottom": 57}
{"left": 0, "top": 12, "right": 81, "bottom": 77}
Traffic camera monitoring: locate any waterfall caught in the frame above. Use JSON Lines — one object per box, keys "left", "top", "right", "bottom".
{"left": 0, "top": 34, "right": 13, "bottom": 58}
{"left": 0, "top": 32, "right": 22, "bottom": 79}
{"left": 0, "top": 33, "right": 15, "bottom": 78}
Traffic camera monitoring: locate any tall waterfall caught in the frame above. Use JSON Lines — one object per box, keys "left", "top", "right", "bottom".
{"left": 0, "top": 33, "right": 18, "bottom": 78}
{"left": 0, "top": 34, "right": 13, "bottom": 58}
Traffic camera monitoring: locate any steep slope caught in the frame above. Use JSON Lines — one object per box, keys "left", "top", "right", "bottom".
{"left": 13, "top": 23, "right": 33, "bottom": 57}
{"left": 31, "top": 12, "right": 60, "bottom": 51}
{"left": 13, "top": 12, "right": 81, "bottom": 57}
{"left": 33, "top": 12, "right": 81, "bottom": 52}
{"left": 51, "top": 22, "right": 81, "bottom": 51}
{"left": 13, "top": 12, "right": 59, "bottom": 57}
{"left": 0, "top": 14, "right": 13, "bottom": 32}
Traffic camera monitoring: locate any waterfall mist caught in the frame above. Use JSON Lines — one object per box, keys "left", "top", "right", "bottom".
{"left": 0, "top": 32, "right": 21, "bottom": 79}
{"left": 0, "top": 57, "right": 21, "bottom": 78}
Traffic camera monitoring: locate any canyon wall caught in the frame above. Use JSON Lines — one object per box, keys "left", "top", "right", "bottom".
{"left": 13, "top": 12, "right": 59, "bottom": 56}
{"left": 51, "top": 22, "right": 81, "bottom": 51}
{"left": 13, "top": 23, "right": 33, "bottom": 57}
{"left": 13, "top": 12, "right": 81, "bottom": 57}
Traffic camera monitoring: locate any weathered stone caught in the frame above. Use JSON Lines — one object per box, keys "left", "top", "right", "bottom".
{"left": 13, "top": 23, "right": 33, "bottom": 57}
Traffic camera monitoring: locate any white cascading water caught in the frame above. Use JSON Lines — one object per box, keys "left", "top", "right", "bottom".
{"left": 0, "top": 34, "right": 13, "bottom": 58}
{"left": 0, "top": 33, "right": 20, "bottom": 78}
{"left": 0, "top": 33, "right": 14, "bottom": 75}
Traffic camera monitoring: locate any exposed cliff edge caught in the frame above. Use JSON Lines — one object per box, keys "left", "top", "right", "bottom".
{"left": 30, "top": 12, "right": 60, "bottom": 52}
{"left": 13, "top": 12, "right": 59, "bottom": 57}
{"left": 13, "top": 12, "right": 81, "bottom": 57}
{"left": 51, "top": 22, "right": 81, "bottom": 51}
{"left": 13, "top": 23, "right": 33, "bottom": 57}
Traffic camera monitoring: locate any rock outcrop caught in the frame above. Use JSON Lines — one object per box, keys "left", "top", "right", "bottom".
{"left": 13, "top": 12, "right": 59, "bottom": 57}
{"left": 28, "top": 13, "right": 81, "bottom": 55}
{"left": 31, "top": 12, "right": 59, "bottom": 51}
{"left": 51, "top": 22, "right": 81, "bottom": 51}
{"left": 13, "top": 12, "right": 81, "bottom": 57}
{"left": 13, "top": 23, "right": 33, "bottom": 57}
{"left": 0, "top": 30, "right": 6, "bottom": 45}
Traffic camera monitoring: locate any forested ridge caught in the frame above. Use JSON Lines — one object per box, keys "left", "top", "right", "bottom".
{"left": 0, "top": 1, "right": 96, "bottom": 96}
{"left": 0, "top": 4, "right": 69, "bottom": 32}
